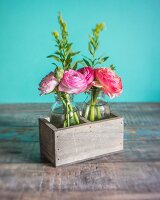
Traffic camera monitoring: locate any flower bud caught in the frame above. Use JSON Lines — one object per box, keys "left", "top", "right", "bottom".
{"left": 52, "top": 31, "right": 59, "bottom": 39}
{"left": 54, "top": 67, "right": 64, "bottom": 81}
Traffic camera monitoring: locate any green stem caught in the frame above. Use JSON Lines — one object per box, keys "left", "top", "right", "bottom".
{"left": 89, "top": 88, "right": 100, "bottom": 122}
{"left": 57, "top": 93, "right": 68, "bottom": 127}
{"left": 84, "top": 105, "right": 90, "bottom": 119}
{"left": 89, "top": 90, "right": 95, "bottom": 122}
{"left": 63, "top": 120, "right": 67, "bottom": 127}
{"left": 96, "top": 106, "right": 102, "bottom": 120}
{"left": 73, "top": 111, "right": 80, "bottom": 124}
{"left": 66, "top": 103, "right": 70, "bottom": 127}
{"left": 60, "top": 93, "right": 80, "bottom": 127}
{"left": 90, "top": 105, "right": 95, "bottom": 122}
{"left": 67, "top": 96, "right": 80, "bottom": 125}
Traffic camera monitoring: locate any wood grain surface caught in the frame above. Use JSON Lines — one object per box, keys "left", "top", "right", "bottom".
{"left": 0, "top": 103, "right": 160, "bottom": 200}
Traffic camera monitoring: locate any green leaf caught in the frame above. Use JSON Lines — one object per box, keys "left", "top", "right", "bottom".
{"left": 72, "top": 62, "right": 78, "bottom": 70}
{"left": 88, "top": 43, "right": 94, "bottom": 55}
{"left": 65, "top": 62, "right": 72, "bottom": 70}
{"left": 97, "top": 56, "right": 109, "bottom": 64}
{"left": 72, "top": 60, "right": 83, "bottom": 70}
{"left": 94, "top": 42, "right": 99, "bottom": 51}
{"left": 66, "top": 54, "right": 71, "bottom": 63}
{"left": 81, "top": 61, "right": 87, "bottom": 66}
{"left": 65, "top": 54, "right": 72, "bottom": 70}
{"left": 66, "top": 43, "right": 72, "bottom": 51}
{"left": 47, "top": 55, "right": 54, "bottom": 58}
{"left": 110, "top": 64, "right": 116, "bottom": 71}
{"left": 89, "top": 36, "right": 96, "bottom": 47}
{"left": 83, "top": 58, "right": 91, "bottom": 66}
{"left": 93, "top": 56, "right": 109, "bottom": 67}
{"left": 82, "top": 55, "right": 93, "bottom": 62}
{"left": 47, "top": 55, "right": 61, "bottom": 62}
{"left": 54, "top": 51, "right": 62, "bottom": 56}
{"left": 102, "top": 56, "right": 109, "bottom": 62}
{"left": 70, "top": 51, "right": 80, "bottom": 56}
{"left": 52, "top": 63, "right": 58, "bottom": 67}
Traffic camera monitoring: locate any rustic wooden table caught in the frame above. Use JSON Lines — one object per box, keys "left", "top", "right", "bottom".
{"left": 0, "top": 103, "right": 160, "bottom": 200}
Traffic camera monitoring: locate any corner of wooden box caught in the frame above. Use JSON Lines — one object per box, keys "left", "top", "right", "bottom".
{"left": 39, "top": 117, "right": 57, "bottom": 166}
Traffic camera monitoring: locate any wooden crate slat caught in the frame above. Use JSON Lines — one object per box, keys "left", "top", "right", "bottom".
{"left": 39, "top": 114, "right": 124, "bottom": 166}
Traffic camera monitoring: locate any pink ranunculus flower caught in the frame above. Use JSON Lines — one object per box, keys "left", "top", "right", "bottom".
{"left": 78, "top": 66, "right": 94, "bottom": 85}
{"left": 95, "top": 68, "right": 123, "bottom": 98}
{"left": 39, "top": 72, "right": 59, "bottom": 95}
{"left": 58, "top": 69, "right": 88, "bottom": 94}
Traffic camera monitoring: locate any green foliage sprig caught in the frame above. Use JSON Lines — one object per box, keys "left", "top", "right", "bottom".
{"left": 83, "top": 23, "right": 115, "bottom": 69}
{"left": 47, "top": 14, "right": 82, "bottom": 70}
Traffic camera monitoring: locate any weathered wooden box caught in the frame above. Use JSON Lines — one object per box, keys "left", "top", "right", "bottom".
{"left": 39, "top": 114, "right": 124, "bottom": 167}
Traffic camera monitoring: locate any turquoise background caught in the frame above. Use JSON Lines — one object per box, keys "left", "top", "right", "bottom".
{"left": 0, "top": 0, "right": 160, "bottom": 103}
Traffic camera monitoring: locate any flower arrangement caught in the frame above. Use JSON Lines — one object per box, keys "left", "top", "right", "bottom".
{"left": 39, "top": 14, "right": 123, "bottom": 127}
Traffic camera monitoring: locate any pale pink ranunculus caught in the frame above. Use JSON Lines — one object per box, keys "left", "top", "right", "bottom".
{"left": 58, "top": 69, "right": 88, "bottom": 94}
{"left": 95, "top": 68, "right": 123, "bottom": 98}
{"left": 78, "top": 66, "right": 94, "bottom": 85}
{"left": 39, "top": 72, "right": 59, "bottom": 95}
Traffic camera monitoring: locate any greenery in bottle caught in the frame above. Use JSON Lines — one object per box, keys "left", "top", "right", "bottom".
{"left": 79, "top": 23, "right": 123, "bottom": 121}
{"left": 39, "top": 14, "right": 123, "bottom": 126}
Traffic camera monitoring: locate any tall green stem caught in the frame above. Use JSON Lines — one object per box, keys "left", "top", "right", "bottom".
{"left": 66, "top": 94, "right": 80, "bottom": 125}
{"left": 89, "top": 94, "right": 95, "bottom": 122}
{"left": 89, "top": 88, "right": 100, "bottom": 122}
{"left": 58, "top": 93, "right": 80, "bottom": 127}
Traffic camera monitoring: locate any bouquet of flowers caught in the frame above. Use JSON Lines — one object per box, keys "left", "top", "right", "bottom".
{"left": 39, "top": 14, "right": 123, "bottom": 127}
{"left": 79, "top": 23, "right": 123, "bottom": 121}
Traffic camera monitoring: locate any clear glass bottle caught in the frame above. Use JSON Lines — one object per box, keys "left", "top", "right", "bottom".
{"left": 82, "top": 88, "right": 110, "bottom": 122}
{"left": 50, "top": 94, "right": 80, "bottom": 128}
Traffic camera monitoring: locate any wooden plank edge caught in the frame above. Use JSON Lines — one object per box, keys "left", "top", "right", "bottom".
{"left": 55, "top": 149, "right": 123, "bottom": 167}
{"left": 39, "top": 113, "right": 123, "bottom": 132}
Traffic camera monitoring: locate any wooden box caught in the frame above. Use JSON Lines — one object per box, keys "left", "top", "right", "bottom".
{"left": 39, "top": 114, "right": 124, "bottom": 167}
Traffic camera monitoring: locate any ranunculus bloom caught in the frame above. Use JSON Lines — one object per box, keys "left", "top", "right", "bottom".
{"left": 95, "top": 68, "right": 123, "bottom": 98}
{"left": 39, "top": 72, "right": 59, "bottom": 95}
{"left": 59, "top": 69, "right": 87, "bottom": 94}
{"left": 78, "top": 66, "right": 94, "bottom": 85}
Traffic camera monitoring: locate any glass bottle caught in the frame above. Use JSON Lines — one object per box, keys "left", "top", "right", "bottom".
{"left": 50, "top": 94, "right": 80, "bottom": 128}
{"left": 82, "top": 88, "right": 110, "bottom": 122}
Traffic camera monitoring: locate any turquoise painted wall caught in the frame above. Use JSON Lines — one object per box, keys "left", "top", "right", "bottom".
{"left": 0, "top": 0, "right": 160, "bottom": 103}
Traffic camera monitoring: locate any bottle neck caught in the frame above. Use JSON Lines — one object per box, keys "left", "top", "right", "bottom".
{"left": 86, "top": 88, "right": 107, "bottom": 105}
